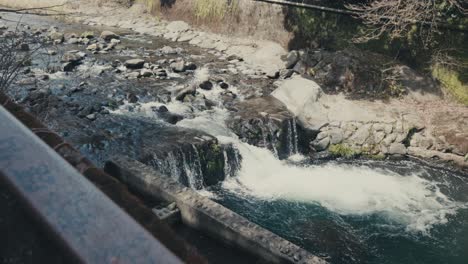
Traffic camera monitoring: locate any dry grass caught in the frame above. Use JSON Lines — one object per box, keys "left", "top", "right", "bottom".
{"left": 193, "top": 0, "right": 238, "bottom": 21}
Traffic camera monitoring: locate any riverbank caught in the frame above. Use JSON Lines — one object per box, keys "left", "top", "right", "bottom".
{"left": 1, "top": 3, "right": 468, "bottom": 263}
{"left": 31, "top": 0, "right": 467, "bottom": 167}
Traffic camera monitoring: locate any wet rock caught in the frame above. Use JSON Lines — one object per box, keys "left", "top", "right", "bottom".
{"left": 61, "top": 52, "right": 84, "bottom": 63}
{"left": 219, "top": 82, "right": 229, "bottom": 89}
{"left": 86, "top": 113, "right": 97, "bottom": 121}
{"left": 226, "top": 55, "right": 243, "bottom": 62}
{"left": 86, "top": 43, "right": 100, "bottom": 51}
{"left": 140, "top": 69, "right": 153, "bottom": 77}
{"left": 266, "top": 69, "right": 280, "bottom": 79}
{"left": 77, "top": 106, "right": 94, "bottom": 118}
{"left": 81, "top": 31, "right": 94, "bottom": 39}
{"left": 154, "top": 69, "right": 168, "bottom": 77}
{"left": 67, "top": 38, "right": 79, "bottom": 44}
{"left": 157, "top": 105, "right": 169, "bottom": 113}
{"left": 63, "top": 62, "right": 77, "bottom": 72}
{"left": 175, "top": 85, "right": 196, "bottom": 101}
{"left": 292, "top": 60, "right": 307, "bottom": 75}
{"left": 48, "top": 31, "right": 64, "bottom": 43}
{"left": 159, "top": 111, "right": 184, "bottom": 124}
{"left": 100, "top": 31, "right": 119, "bottom": 41}
{"left": 110, "top": 38, "right": 121, "bottom": 45}
{"left": 126, "top": 71, "right": 141, "bottom": 79}
{"left": 170, "top": 60, "right": 186, "bottom": 73}
{"left": 311, "top": 136, "right": 330, "bottom": 151}
{"left": 124, "top": 59, "right": 145, "bottom": 69}
{"left": 161, "top": 46, "right": 177, "bottom": 55}
{"left": 126, "top": 92, "right": 138, "bottom": 103}
{"left": 47, "top": 50, "right": 57, "bottom": 56}
{"left": 19, "top": 43, "right": 29, "bottom": 51}
{"left": 227, "top": 96, "right": 307, "bottom": 158}
{"left": 199, "top": 80, "right": 213, "bottom": 90}
{"left": 185, "top": 62, "right": 197, "bottom": 71}
{"left": 284, "top": 50, "right": 300, "bottom": 69}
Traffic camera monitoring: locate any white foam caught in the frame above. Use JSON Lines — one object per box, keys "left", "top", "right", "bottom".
{"left": 109, "top": 68, "right": 464, "bottom": 234}
{"left": 222, "top": 143, "right": 464, "bottom": 234}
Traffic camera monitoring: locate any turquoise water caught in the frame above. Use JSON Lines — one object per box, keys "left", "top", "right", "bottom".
{"left": 211, "top": 160, "right": 468, "bottom": 264}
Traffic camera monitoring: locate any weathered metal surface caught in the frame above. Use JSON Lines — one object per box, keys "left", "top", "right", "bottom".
{"left": 0, "top": 105, "right": 183, "bottom": 264}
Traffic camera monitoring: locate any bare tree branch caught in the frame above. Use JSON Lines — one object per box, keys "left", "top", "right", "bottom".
{"left": 346, "top": 0, "right": 467, "bottom": 45}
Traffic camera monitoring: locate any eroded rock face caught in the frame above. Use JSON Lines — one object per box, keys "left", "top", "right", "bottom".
{"left": 227, "top": 96, "right": 313, "bottom": 159}
{"left": 68, "top": 115, "right": 237, "bottom": 188}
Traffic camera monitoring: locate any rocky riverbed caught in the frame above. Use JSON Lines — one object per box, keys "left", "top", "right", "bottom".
{"left": 1, "top": 4, "right": 468, "bottom": 264}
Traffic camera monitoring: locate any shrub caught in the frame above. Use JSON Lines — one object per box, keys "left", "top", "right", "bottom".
{"left": 329, "top": 144, "right": 360, "bottom": 158}
{"left": 432, "top": 64, "right": 468, "bottom": 106}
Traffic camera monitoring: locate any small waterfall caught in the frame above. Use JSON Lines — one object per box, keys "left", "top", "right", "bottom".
{"left": 150, "top": 151, "right": 181, "bottom": 182}
{"left": 292, "top": 117, "right": 299, "bottom": 154}
{"left": 223, "top": 147, "right": 242, "bottom": 178}
{"left": 149, "top": 147, "right": 206, "bottom": 190}
{"left": 266, "top": 119, "right": 279, "bottom": 158}
{"left": 167, "top": 151, "right": 181, "bottom": 182}
{"left": 286, "top": 117, "right": 299, "bottom": 156}
{"left": 182, "top": 147, "right": 204, "bottom": 190}
{"left": 223, "top": 150, "right": 233, "bottom": 178}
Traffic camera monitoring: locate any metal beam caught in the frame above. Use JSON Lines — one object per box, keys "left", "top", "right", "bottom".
{"left": 0, "top": 105, "right": 182, "bottom": 264}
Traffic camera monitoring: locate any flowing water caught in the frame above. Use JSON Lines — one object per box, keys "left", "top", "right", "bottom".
{"left": 114, "top": 62, "right": 468, "bottom": 264}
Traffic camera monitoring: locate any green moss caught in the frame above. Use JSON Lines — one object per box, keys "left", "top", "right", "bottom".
{"left": 211, "top": 143, "right": 221, "bottom": 154}
{"left": 329, "top": 144, "right": 359, "bottom": 158}
{"left": 432, "top": 64, "right": 468, "bottom": 106}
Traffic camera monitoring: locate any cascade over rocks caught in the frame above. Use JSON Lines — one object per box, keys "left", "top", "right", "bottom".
{"left": 227, "top": 96, "right": 312, "bottom": 159}
{"left": 64, "top": 115, "right": 236, "bottom": 188}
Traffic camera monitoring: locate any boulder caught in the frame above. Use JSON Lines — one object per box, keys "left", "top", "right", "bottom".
{"left": 311, "top": 137, "right": 330, "bottom": 151}
{"left": 81, "top": 31, "right": 94, "bottom": 39}
{"left": 219, "top": 82, "right": 229, "bottom": 89}
{"left": 272, "top": 75, "right": 322, "bottom": 116}
{"left": 86, "top": 43, "right": 100, "bottom": 51}
{"left": 161, "top": 46, "right": 177, "bottom": 55}
{"left": 61, "top": 52, "right": 84, "bottom": 63}
{"left": 284, "top": 50, "right": 300, "bottom": 69}
{"left": 140, "top": 69, "right": 153, "bottom": 77}
{"left": 388, "top": 143, "right": 407, "bottom": 155}
{"left": 100, "top": 31, "right": 119, "bottom": 41}
{"left": 124, "top": 59, "right": 145, "bottom": 69}
{"left": 199, "top": 80, "right": 213, "bottom": 90}
{"left": 227, "top": 96, "right": 309, "bottom": 158}
{"left": 170, "top": 60, "right": 186, "bottom": 73}
{"left": 175, "top": 85, "right": 196, "bottom": 101}
{"left": 48, "top": 31, "right": 64, "bottom": 43}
